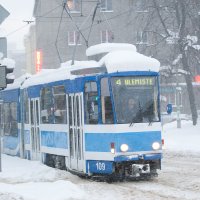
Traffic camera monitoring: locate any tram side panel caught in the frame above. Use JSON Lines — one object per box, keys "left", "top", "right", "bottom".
{"left": 0, "top": 89, "right": 21, "bottom": 157}
{"left": 22, "top": 83, "right": 69, "bottom": 168}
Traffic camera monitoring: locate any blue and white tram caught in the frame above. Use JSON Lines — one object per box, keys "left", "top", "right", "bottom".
{"left": 0, "top": 44, "right": 162, "bottom": 180}
{"left": 0, "top": 75, "right": 30, "bottom": 157}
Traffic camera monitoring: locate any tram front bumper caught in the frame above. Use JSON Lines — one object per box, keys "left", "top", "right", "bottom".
{"left": 114, "top": 152, "right": 162, "bottom": 163}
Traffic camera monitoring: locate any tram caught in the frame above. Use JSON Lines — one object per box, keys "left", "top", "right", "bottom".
{"left": 0, "top": 43, "right": 162, "bottom": 181}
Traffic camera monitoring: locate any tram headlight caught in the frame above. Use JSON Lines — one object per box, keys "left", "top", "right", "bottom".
{"left": 120, "top": 144, "right": 129, "bottom": 152}
{"left": 152, "top": 142, "right": 160, "bottom": 150}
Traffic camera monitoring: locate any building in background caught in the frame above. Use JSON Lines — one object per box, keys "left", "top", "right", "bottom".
{"left": 29, "top": 0, "right": 180, "bottom": 71}
{"left": 25, "top": 0, "right": 200, "bottom": 116}
{"left": 24, "top": 25, "right": 36, "bottom": 74}
{"left": 31, "top": 0, "right": 153, "bottom": 69}
{"left": 7, "top": 46, "right": 26, "bottom": 78}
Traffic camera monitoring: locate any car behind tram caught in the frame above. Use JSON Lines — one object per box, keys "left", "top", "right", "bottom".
{"left": 0, "top": 43, "right": 162, "bottom": 181}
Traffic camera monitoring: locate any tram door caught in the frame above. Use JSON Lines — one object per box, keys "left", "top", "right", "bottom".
{"left": 69, "top": 93, "right": 84, "bottom": 171}
{"left": 30, "top": 99, "right": 40, "bottom": 160}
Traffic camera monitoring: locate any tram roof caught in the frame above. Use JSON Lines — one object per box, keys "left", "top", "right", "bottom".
{"left": 7, "top": 44, "right": 160, "bottom": 89}
{"left": 3, "top": 73, "right": 31, "bottom": 91}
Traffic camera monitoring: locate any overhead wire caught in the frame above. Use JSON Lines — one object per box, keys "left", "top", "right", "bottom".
{"left": 53, "top": 0, "right": 102, "bottom": 65}
{"left": 24, "top": 6, "right": 137, "bottom": 60}
{"left": 34, "top": 4, "right": 61, "bottom": 19}
{"left": 4, "top": 5, "right": 61, "bottom": 38}
{"left": 87, "top": 1, "right": 100, "bottom": 43}
{"left": 63, "top": 0, "right": 89, "bottom": 47}
{"left": 71, "top": 3, "right": 99, "bottom": 64}
{"left": 5, "top": 24, "right": 29, "bottom": 37}
{"left": 5, "top": 1, "right": 135, "bottom": 49}
{"left": 31, "top": 4, "right": 63, "bottom": 47}
{"left": 55, "top": 3, "right": 65, "bottom": 63}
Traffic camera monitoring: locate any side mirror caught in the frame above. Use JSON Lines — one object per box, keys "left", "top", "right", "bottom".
{"left": 166, "top": 104, "right": 172, "bottom": 114}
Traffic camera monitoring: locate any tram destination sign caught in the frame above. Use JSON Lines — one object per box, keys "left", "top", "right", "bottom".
{"left": 114, "top": 77, "right": 155, "bottom": 86}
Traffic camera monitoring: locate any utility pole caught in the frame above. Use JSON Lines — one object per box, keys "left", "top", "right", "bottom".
{"left": 176, "top": 66, "right": 181, "bottom": 128}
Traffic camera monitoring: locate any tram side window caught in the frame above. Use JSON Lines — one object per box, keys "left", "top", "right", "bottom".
{"left": 53, "top": 86, "right": 67, "bottom": 124}
{"left": 40, "top": 87, "right": 53, "bottom": 124}
{"left": 3, "top": 102, "right": 18, "bottom": 137}
{"left": 84, "top": 81, "right": 98, "bottom": 124}
{"left": 101, "top": 78, "right": 114, "bottom": 124}
{"left": 0, "top": 103, "right": 4, "bottom": 136}
{"left": 0, "top": 104, "right": 2, "bottom": 136}
{"left": 3, "top": 103, "right": 10, "bottom": 135}
{"left": 24, "top": 89, "right": 29, "bottom": 124}
{"left": 10, "top": 102, "right": 18, "bottom": 136}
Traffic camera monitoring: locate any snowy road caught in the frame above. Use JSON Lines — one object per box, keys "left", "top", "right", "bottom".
{"left": 70, "top": 151, "right": 200, "bottom": 200}
{"left": 1, "top": 120, "right": 200, "bottom": 200}
{"left": 0, "top": 151, "right": 200, "bottom": 200}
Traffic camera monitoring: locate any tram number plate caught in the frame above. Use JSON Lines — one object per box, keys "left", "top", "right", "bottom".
{"left": 87, "top": 161, "right": 113, "bottom": 174}
{"left": 96, "top": 162, "right": 105, "bottom": 171}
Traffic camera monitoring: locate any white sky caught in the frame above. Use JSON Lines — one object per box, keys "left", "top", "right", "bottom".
{"left": 0, "top": 0, "right": 35, "bottom": 50}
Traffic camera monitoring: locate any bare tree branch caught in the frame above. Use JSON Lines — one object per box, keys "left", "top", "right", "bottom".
{"left": 152, "top": 0, "right": 171, "bottom": 37}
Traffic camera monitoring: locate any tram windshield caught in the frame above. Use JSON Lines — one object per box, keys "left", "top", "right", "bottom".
{"left": 111, "top": 76, "right": 160, "bottom": 124}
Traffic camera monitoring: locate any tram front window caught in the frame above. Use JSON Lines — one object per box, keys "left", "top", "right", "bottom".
{"left": 111, "top": 76, "right": 160, "bottom": 124}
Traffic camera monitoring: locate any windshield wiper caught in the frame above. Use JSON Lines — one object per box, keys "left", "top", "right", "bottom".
{"left": 143, "top": 100, "right": 154, "bottom": 126}
{"left": 129, "top": 102, "right": 143, "bottom": 127}
{"left": 148, "top": 115, "right": 153, "bottom": 126}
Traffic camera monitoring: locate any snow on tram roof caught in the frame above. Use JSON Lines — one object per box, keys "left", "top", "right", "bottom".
{"left": 86, "top": 43, "right": 160, "bottom": 72}
{"left": 18, "top": 44, "right": 160, "bottom": 89}
{"left": 22, "top": 68, "right": 70, "bottom": 88}
{"left": 21, "top": 60, "right": 99, "bottom": 88}
{"left": 100, "top": 50, "right": 160, "bottom": 73}
{"left": 86, "top": 43, "right": 137, "bottom": 57}
{"left": 4, "top": 73, "right": 31, "bottom": 90}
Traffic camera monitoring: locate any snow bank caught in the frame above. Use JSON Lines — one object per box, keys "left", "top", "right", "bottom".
{"left": 0, "top": 181, "right": 85, "bottom": 200}
{"left": 163, "top": 120, "right": 200, "bottom": 153}
{"left": 0, "top": 155, "right": 86, "bottom": 200}
{"left": 0, "top": 155, "right": 68, "bottom": 183}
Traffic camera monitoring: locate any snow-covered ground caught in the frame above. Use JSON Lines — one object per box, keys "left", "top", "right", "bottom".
{"left": 162, "top": 120, "right": 200, "bottom": 153}
{"left": 0, "top": 120, "right": 200, "bottom": 200}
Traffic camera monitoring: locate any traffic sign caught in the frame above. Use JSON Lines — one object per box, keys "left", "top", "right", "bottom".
{"left": 0, "top": 5, "right": 10, "bottom": 24}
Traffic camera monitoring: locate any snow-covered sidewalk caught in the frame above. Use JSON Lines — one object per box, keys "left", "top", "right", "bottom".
{"left": 0, "top": 155, "right": 86, "bottom": 200}
{"left": 162, "top": 120, "right": 200, "bottom": 153}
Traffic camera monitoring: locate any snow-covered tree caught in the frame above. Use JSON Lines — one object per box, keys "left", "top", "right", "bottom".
{"left": 135, "top": 0, "right": 200, "bottom": 125}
